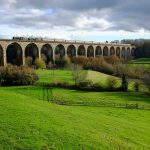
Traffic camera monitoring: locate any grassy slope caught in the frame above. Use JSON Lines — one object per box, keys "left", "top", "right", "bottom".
{"left": 0, "top": 87, "right": 150, "bottom": 150}
{"left": 36, "top": 69, "right": 74, "bottom": 84}
{"left": 36, "top": 69, "right": 120, "bottom": 85}
{"left": 0, "top": 69, "right": 150, "bottom": 150}
{"left": 36, "top": 69, "right": 147, "bottom": 92}
{"left": 127, "top": 58, "right": 150, "bottom": 69}
{"left": 3, "top": 86, "right": 150, "bottom": 106}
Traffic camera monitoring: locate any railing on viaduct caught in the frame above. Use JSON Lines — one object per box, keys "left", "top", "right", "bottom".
{"left": 0, "top": 39, "right": 135, "bottom": 66}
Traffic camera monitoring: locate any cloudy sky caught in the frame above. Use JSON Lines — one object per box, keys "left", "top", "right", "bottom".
{"left": 0, "top": 0, "right": 150, "bottom": 41}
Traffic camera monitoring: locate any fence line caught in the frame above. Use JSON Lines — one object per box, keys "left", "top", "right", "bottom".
{"left": 52, "top": 96, "right": 150, "bottom": 110}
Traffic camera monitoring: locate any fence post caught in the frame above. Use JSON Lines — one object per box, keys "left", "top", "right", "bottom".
{"left": 43, "top": 82, "right": 45, "bottom": 101}
{"left": 136, "top": 103, "right": 138, "bottom": 109}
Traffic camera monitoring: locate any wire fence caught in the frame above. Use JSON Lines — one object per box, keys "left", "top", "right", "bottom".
{"left": 39, "top": 83, "right": 150, "bottom": 110}
{"left": 52, "top": 96, "right": 150, "bottom": 110}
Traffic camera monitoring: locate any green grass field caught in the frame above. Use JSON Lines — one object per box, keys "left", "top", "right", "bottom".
{"left": 127, "top": 58, "right": 150, "bottom": 69}
{"left": 36, "top": 69, "right": 121, "bottom": 87}
{"left": 0, "top": 68, "right": 150, "bottom": 150}
{"left": 36, "top": 69, "right": 119, "bottom": 85}
{"left": 130, "top": 58, "right": 150, "bottom": 64}
{"left": 36, "top": 69, "right": 148, "bottom": 92}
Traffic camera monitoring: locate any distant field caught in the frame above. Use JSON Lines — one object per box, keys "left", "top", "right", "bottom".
{"left": 130, "top": 58, "right": 150, "bottom": 64}
{"left": 36, "top": 69, "right": 120, "bottom": 86}
{"left": 36, "top": 69, "right": 148, "bottom": 92}
{"left": 128, "top": 58, "right": 150, "bottom": 69}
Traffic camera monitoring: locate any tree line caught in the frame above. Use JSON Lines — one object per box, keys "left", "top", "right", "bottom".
{"left": 122, "top": 39, "right": 150, "bottom": 58}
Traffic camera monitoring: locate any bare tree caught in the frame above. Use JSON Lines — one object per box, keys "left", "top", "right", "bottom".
{"left": 71, "top": 63, "right": 88, "bottom": 86}
{"left": 142, "top": 73, "right": 150, "bottom": 91}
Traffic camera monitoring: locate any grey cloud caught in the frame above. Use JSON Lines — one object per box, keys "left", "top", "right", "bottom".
{"left": 107, "top": 0, "right": 150, "bottom": 31}
{"left": 0, "top": 0, "right": 150, "bottom": 32}
{"left": 9, "top": 0, "right": 119, "bottom": 10}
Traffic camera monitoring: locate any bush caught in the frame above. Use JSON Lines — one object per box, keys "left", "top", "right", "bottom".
{"left": 78, "top": 80, "right": 93, "bottom": 88}
{"left": 46, "top": 61, "right": 54, "bottom": 69}
{"left": 100, "top": 61, "right": 115, "bottom": 75}
{"left": 73, "top": 57, "right": 116, "bottom": 75}
{"left": 104, "top": 56, "right": 123, "bottom": 65}
{"left": 41, "top": 54, "right": 47, "bottom": 63}
{"left": 55, "top": 56, "right": 71, "bottom": 67}
{"left": 106, "top": 77, "right": 118, "bottom": 90}
{"left": 61, "top": 56, "right": 71, "bottom": 67}
{"left": 121, "top": 74, "right": 128, "bottom": 91}
{"left": 115, "top": 64, "right": 144, "bottom": 79}
{"left": 34, "top": 58, "right": 46, "bottom": 69}
{"left": 71, "top": 65, "right": 88, "bottom": 86}
{"left": 25, "top": 56, "right": 33, "bottom": 67}
{"left": 72, "top": 56, "right": 88, "bottom": 66}
{"left": 134, "top": 82, "right": 140, "bottom": 92}
{"left": 142, "top": 73, "right": 150, "bottom": 91}
{"left": 92, "top": 82, "right": 104, "bottom": 90}
{"left": 0, "top": 65, "right": 38, "bottom": 86}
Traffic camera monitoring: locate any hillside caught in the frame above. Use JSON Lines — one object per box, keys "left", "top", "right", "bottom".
{"left": 0, "top": 68, "right": 150, "bottom": 149}
{"left": 0, "top": 87, "right": 150, "bottom": 150}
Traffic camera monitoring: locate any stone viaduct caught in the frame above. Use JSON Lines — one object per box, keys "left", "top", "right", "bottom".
{"left": 0, "top": 39, "right": 135, "bottom": 66}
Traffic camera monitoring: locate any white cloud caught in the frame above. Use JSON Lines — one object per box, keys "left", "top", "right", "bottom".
{"left": 75, "top": 16, "right": 112, "bottom": 30}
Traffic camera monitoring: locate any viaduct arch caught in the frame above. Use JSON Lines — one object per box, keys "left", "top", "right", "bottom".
{"left": 6, "top": 42, "right": 23, "bottom": 66}
{"left": 103, "top": 46, "right": 109, "bottom": 56}
{"left": 0, "top": 45, "right": 4, "bottom": 66}
{"left": 41, "top": 44, "right": 53, "bottom": 64}
{"left": 95, "top": 46, "right": 102, "bottom": 57}
{"left": 0, "top": 39, "right": 135, "bottom": 66}
{"left": 25, "top": 43, "right": 39, "bottom": 64}
{"left": 67, "top": 45, "right": 76, "bottom": 57}
{"left": 87, "top": 46, "right": 94, "bottom": 57}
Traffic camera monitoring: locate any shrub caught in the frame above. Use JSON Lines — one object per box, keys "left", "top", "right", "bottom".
{"left": 121, "top": 74, "right": 128, "bottom": 91}
{"left": 78, "top": 80, "right": 93, "bottom": 88}
{"left": 134, "top": 82, "right": 140, "bottom": 92}
{"left": 106, "top": 77, "right": 118, "bottom": 90}
{"left": 0, "top": 65, "right": 38, "bottom": 86}
{"left": 55, "top": 56, "right": 71, "bottom": 67}
{"left": 25, "top": 56, "right": 33, "bottom": 67}
{"left": 51, "top": 80, "right": 69, "bottom": 88}
{"left": 142, "top": 73, "right": 150, "bottom": 91}
{"left": 73, "top": 57, "right": 116, "bottom": 75}
{"left": 61, "top": 56, "right": 71, "bottom": 67}
{"left": 46, "top": 61, "right": 54, "bottom": 69}
{"left": 115, "top": 64, "right": 144, "bottom": 79}
{"left": 72, "top": 56, "right": 88, "bottom": 67}
{"left": 41, "top": 54, "right": 47, "bottom": 63}
{"left": 100, "top": 61, "right": 115, "bottom": 75}
{"left": 93, "top": 82, "right": 104, "bottom": 90}
{"left": 51, "top": 80, "right": 62, "bottom": 87}
{"left": 61, "top": 81, "right": 69, "bottom": 87}
{"left": 71, "top": 65, "right": 88, "bottom": 86}
{"left": 104, "top": 56, "right": 122, "bottom": 65}
{"left": 34, "top": 58, "right": 46, "bottom": 69}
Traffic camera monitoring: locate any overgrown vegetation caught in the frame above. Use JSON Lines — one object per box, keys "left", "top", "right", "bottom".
{"left": 0, "top": 65, "right": 38, "bottom": 86}
{"left": 72, "top": 56, "right": 118, "bottom": 75}
{"left": 33, "top": 58, "right": 46, "bottom": 69}
{"left": 142, "top": 72, "right": 150, "bottom": 91}
{"left": 55, "top": 56, "right": 71, "bottom": 68}
{"left": 71, "top": 64, "right": 88, "bottom": 86}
